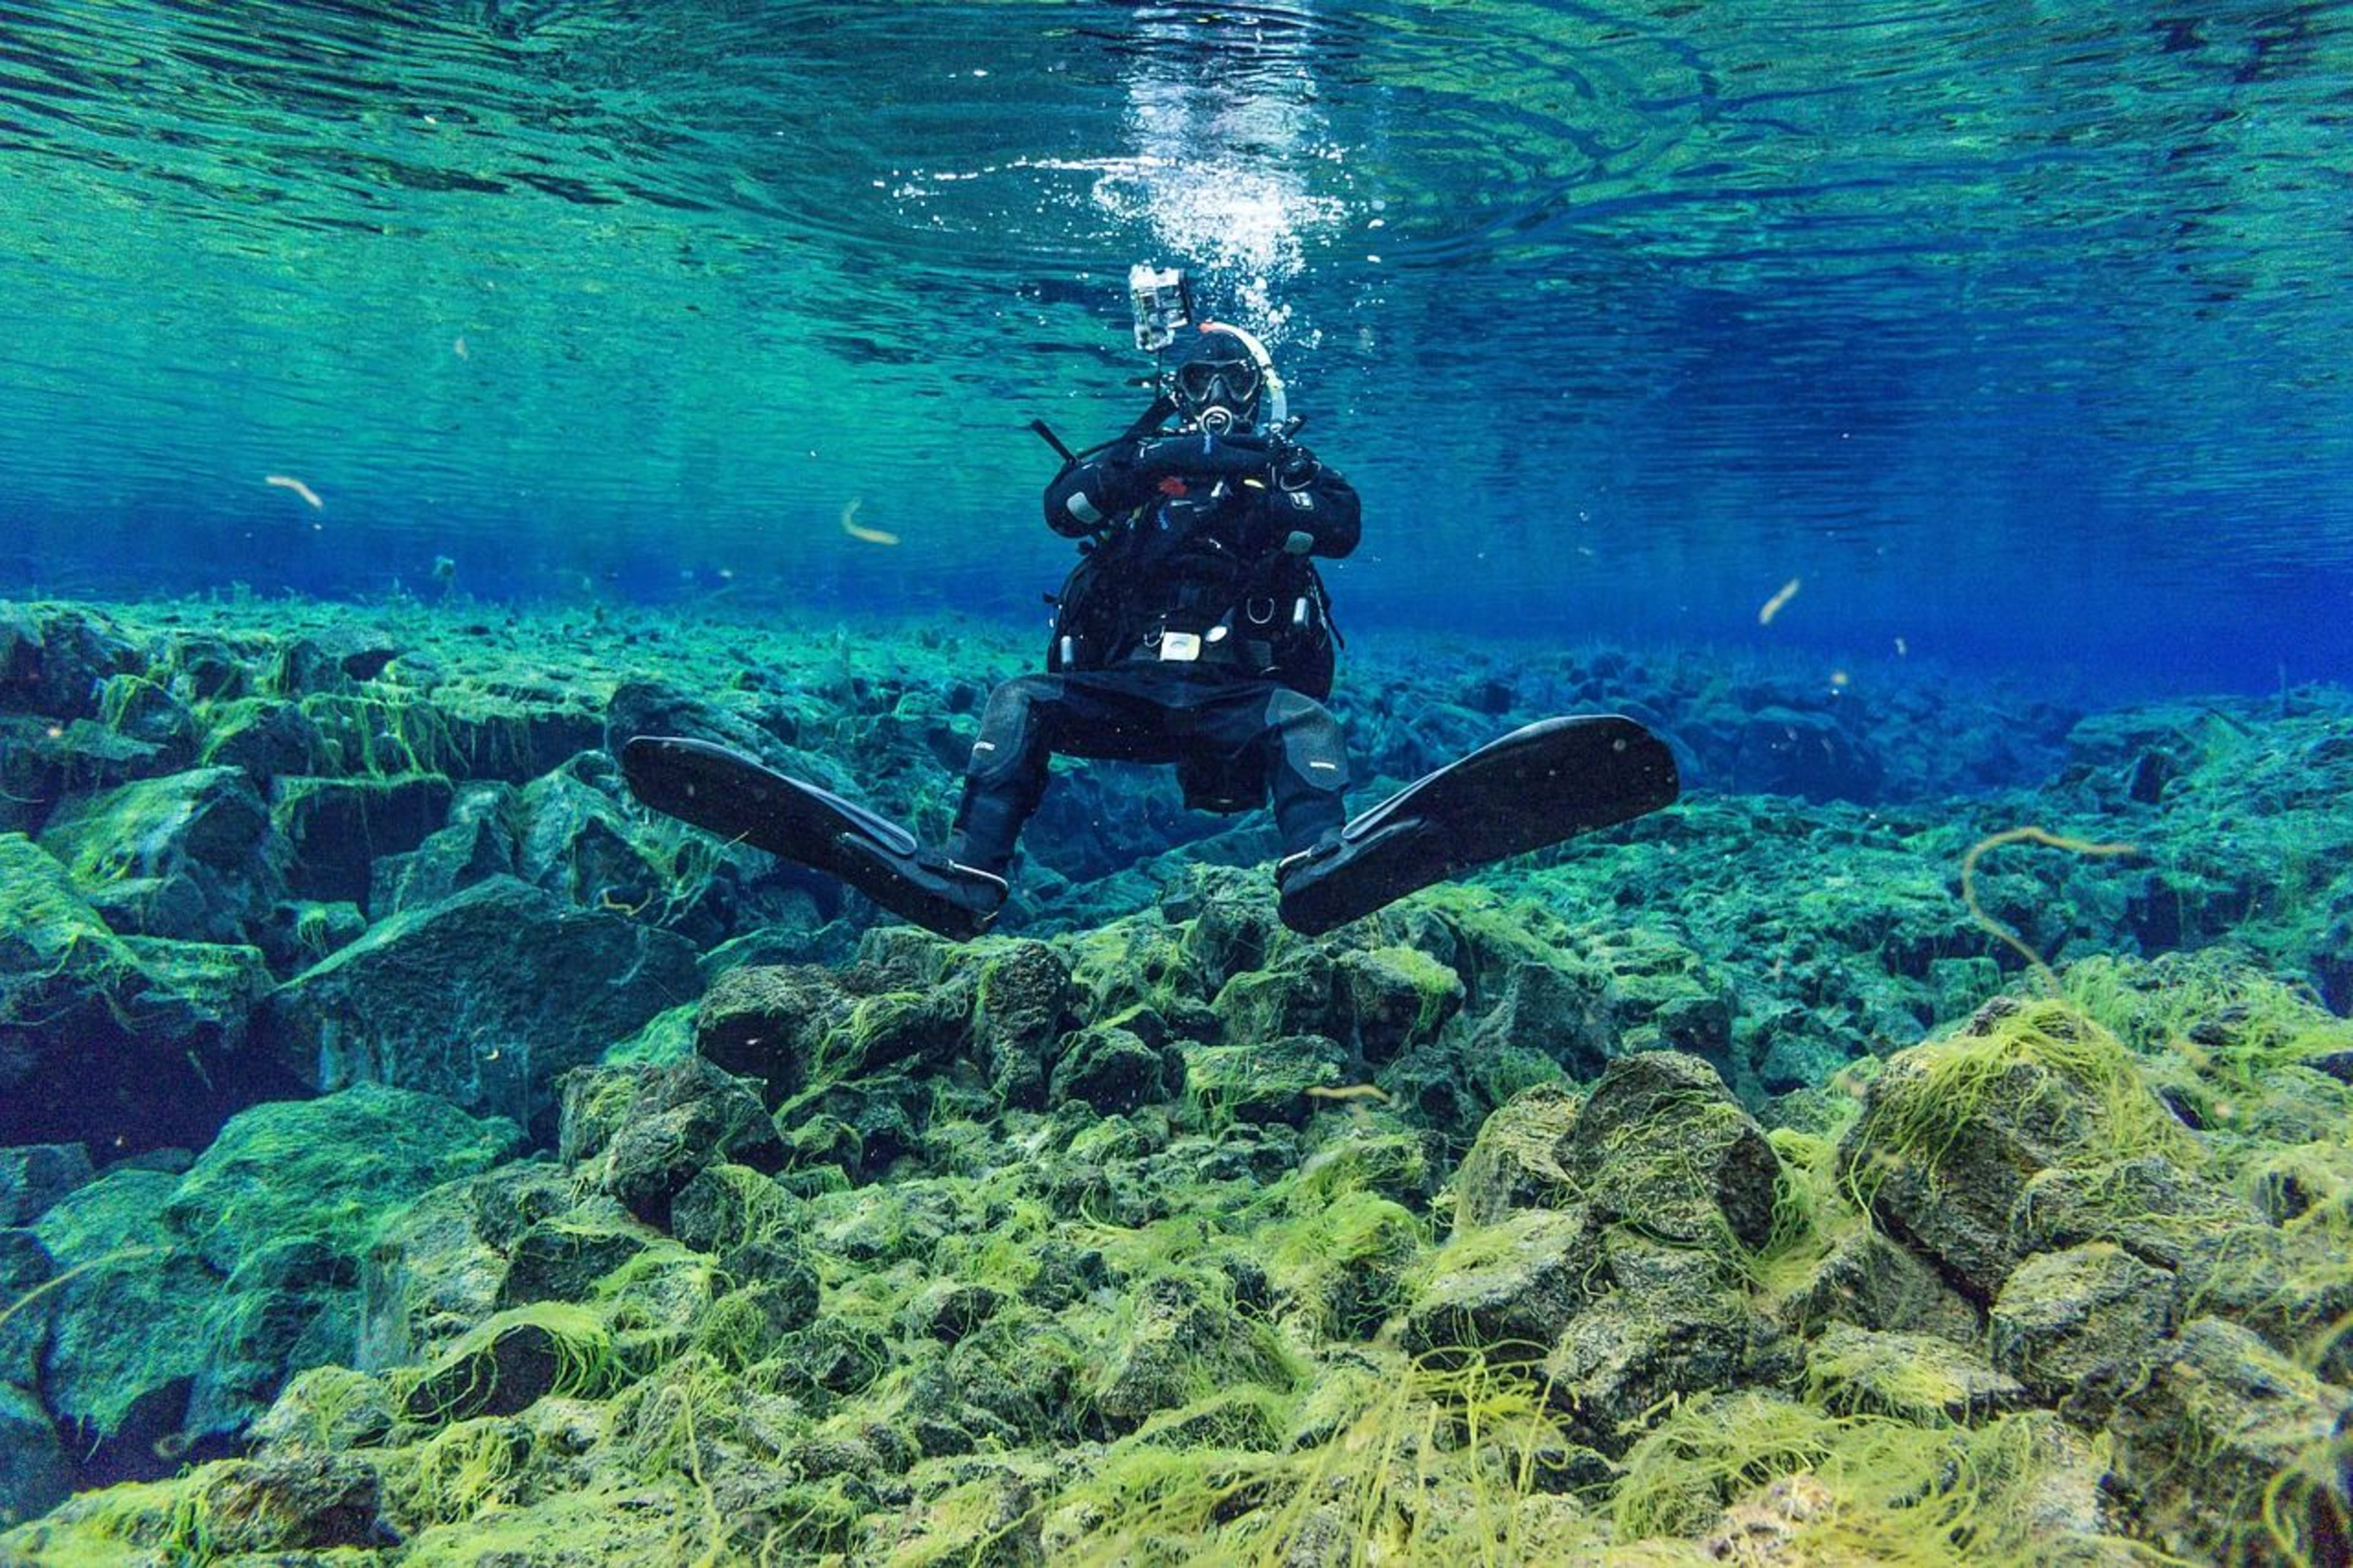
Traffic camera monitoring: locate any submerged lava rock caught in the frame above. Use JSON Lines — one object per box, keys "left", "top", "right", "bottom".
{"left": 257, "top": 876, "right": 699, "bottom": 1133}
{"left": 1, "top": 835, "right": 292, "bottom": 1151}
{"left": 38, "top": 766, "right": 287, "bottom": 944}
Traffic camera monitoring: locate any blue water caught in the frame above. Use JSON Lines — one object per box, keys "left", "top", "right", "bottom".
{"left": 2, "top": 0, "right": 2349, "bottom": 692}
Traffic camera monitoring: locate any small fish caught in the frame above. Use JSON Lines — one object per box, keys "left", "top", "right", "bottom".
{"left": 1305, "top": 1083, "right": 1392, "bottom": 1106}
{"left": 1757, "top": 577, "right": 1801, "bottom": 626}
{"left": 840, "top": 497, "right": 899, "bottom": 546}
{"left": 265, "top": 474, "right": 323, "bottom": 509}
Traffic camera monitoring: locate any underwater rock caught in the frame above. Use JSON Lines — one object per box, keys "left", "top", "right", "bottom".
{"left": 516, "top": 757, "right": 657, "bottom": 905}
{"left": 244, "top": 1366, "right": 396, "bottom": 1461}
{"left": 0, "top": 1143, "right": 93, "bottom": 1226}
{"left": 1401, "top": 1206, "right": 1598, "bottom": 1366}
{"left": 369, "top": 780, "right": 517, "bottom": 917}
{"left": 0, "top": 1382, "right": 69, "bottom": 1529}
{"left": 1181, "top": 1034, "right": 1350, "bottom": 1126}
{"left": 668, "top": 1162, "right": 800, "bottom": 1258}
{"left": 1988, "top": 1242, "right": 2173, "bottom": 1422}
{"left": 38, "top": 765, "right": 286, "bottom": 943}
{"left": 1835, "top": 995, "right": 2191, "bottom": 1302}
{"left": 1730, "top": 705, "right": 1884, "bottom": 800}
{"left": 1, "top": 835, "right": 294, "bottom": 1152}
{"left": 1336, "top": 944, "right": 1466, "bottom": 1061}
{"left": 199, "top": 697, "right": 329, "bottom": 783}
{"left": 494, "top": 1199, "right": 660, "bottom": 1308}
{"left": 1803, "top": 1322, "right": 2028, "bottom": 1425}
{"left": 694, "top": 961, "right": 849, "bottom": 1103}
{"left": 2107, "top": 1316, "right": 2352, "bottom": 1563}
{"left": 31, "top": 1085, "right": 519, "bottom": 1472}
{"left": 257, "top": 875, "right": 700, "bottom": 1132}
{"left": 32, "top": 1168, "right": 227, "bottom": 1464}
{"left": 356, "top": 1162, "right": 577, "bottom": 1371}
{"left": 971, "top": 939, "right": 1074, "bottom": 1108}
{"left": 256, "top": 898, "right": 368, "bottom": 972}
{"left": 2010, "top": 1152, "right": 2264, "bottom": 1268}
{"left": 1556, "top": 1050, "right": 1779, "bottom": 1252}
{"left": 1210, "top": 949, "right": 1341, "bottom": 1043}
{"left": 399, "top": 1304, "right": 624, "bottom": 1426}
{"left": 604, "top": 676, "right": 801, "bottom": 772}
{"left": 1083, "top": 1271, "right": 1297, "bottom": 1437}
{"left": 0, "top": 1230, "right": 51, "bottom": 1389}
{"left": 0, "top": 1450, "right": 386, "bottom": 1557}
{"left": 1449, "top": 1081, "right": 1582, "bottom": 1228}
{"left": 1464, "top": 958, "right": 1612, "bottom": 1079}
{"left": 270, "top": 771, "right": 455, "bottom": 906}
{"left": 0, "top": 605, "right": 140, "bottom": 720}
{"left": 559, "top": 1056, "right": 785, "bottom": 1227}
{"left": 1771, "top": 1225, "right": 1981, "bottom": 1343}
{"left": 91, "top": 670, "right": 197, "bottom": 766}
{"left": 1048, "top": 1023, "right": 1173, "bottom": 1115}
{"left": 1540, "top": 1231, "right": 1778, "bottom": 1456}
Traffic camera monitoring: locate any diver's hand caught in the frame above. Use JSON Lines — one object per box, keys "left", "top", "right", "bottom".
{"left": 1134, "top": 431, "right": 1273, "bottom": 480}
{"left": 1271, "top": 441, "right": 1322, "bottom": 490}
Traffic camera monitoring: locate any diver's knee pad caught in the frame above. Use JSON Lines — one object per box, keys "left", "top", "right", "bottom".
{"left": 1263, "top": 688, "right": 1348, "bottom": 797}
{"left": 967, "top": 674, "right": 1058, "bottom": 786}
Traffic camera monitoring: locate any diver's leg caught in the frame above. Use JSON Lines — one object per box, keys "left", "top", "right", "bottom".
{"left": 947, "top": 674, "right": 1064, "bottom": 877}
{"left": 1260, "top": 689, "right": 1350, "bottom": 853}
{"left": 1187, "top": 685, "right": 1349, "bottom": 856}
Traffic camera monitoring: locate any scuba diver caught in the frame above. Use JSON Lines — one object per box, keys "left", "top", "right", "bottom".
{"left": 623, "top": 269, "right": 1680, "bottom": 941}
{"left": 944, "top": 313, "right": 1362, "bottom": 924}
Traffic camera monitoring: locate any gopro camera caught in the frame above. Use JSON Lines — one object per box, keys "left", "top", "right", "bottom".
{"left": 1128, "top": 263, "right": 1192, "bottom": 353}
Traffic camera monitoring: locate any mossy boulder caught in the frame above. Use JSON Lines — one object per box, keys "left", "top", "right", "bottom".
{"left": 199, "top": 698, "right": 329, "bottom": 782}
{"left": 369, "top": 781, "right": 517, "bottom": 918}
{"left": 32, "top": 1086, "right": 520, "bottom": 1469}
{"left": 1182, "top": 1034, "right": 1349, "bottom": 1126}
{"left": 1335, "top": 944, "right": 1466, "bottom": 1061}
{"left": 398, "top": 1304, "right": 628, "bottom": 1426}
{"left": 1802, "top": 1322, "right": 2027, "bottom": 1425}
{"left": 1049, "top": 1023, "right": 1173, "bottom": 1115}
{"left": 30, "top": 1169, "right": 218, "bottom": 1460}
{"left": 0, "top": 1143, "right": 93, "bottom": 1226}
{"left": 1770, "top": 1225, "right": 1980, "bottom": 1341}
{"left": 2, "top": 836, "right": 298, "bottom": 1153}
{"left": 0, "top": 1382, "right": 70, "bottom": 1529}
{"left": 695, "top": 962, "right": 851, "bottom": 1103}
{"left": 1401, "top": 1206, "right": 1599, "bottom": 1366}
{"left": 1464, "top": 957, "right": 1613, "bottom": 1078}
{"left": 0, "top": 1451, "right": 386, "bottom": 1560}
{"left": 1556, "top": 1050, "right": 1779, "bottom": 1252}
{"left": 494, "top": 1202, "right": 662, "bottom": 1308}
{"left": 559, "top": 1057, "right": 786, "bottom": 1228}
{"left": 37, "top": 765, "right": 286, "bottom": 943}
{"left": 270, "top": 771, "right": 456, "bottom": 906}
{"left": 971, "top": 940, "right": 1074, "bottom": 1107}
{"left": 515, "top": 761, "right": 659, "bottom": 906}
{"left": 257, "top": 875, "right": 700, "bottom": 1132}
{"left": 1836, "top": 996, "right": 2194, "bottom": 1301}
{"left": 357, "top": 1162, "right": 578, "bottom": 1371}
{"left": 0, "top": 605, "right": 140, "bottom": 719}
{"left": 1450, "top": 1081, "right": 1583, "bottom": 1228}
{"left": 2107, "top": 1316, "right": 2353, "bottom": 1564}
{"left": 1211, "top": 951, "right": 1340, "bottom": 1045}
{"left": 1540, "top": 1231, "right": 1776, "bottom": 1457}
{"left": 1083, "top": 1271, "right": 1298, "bottom": 1437}
{"left": 1987, "top": 1242, "right": 2173, "bottom": 1421}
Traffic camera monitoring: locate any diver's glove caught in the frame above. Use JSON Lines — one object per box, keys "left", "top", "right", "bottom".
{"left": 1272, "top": 441, "right": 1322, "bottom": 490}
{"left": 1133, "top": 431, "right": 1273, "bottom": 481}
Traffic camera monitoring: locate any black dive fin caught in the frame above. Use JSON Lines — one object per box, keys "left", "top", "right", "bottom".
{"left": 620, "top": 736, "right": 1005, "bottom": 941}
{"left": 1276, "top": 714, "right": 1680, "bottom": 937}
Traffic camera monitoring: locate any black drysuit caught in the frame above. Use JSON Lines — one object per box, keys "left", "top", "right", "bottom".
{"left": 949, "top": 428, "right": 1362, "bottom": 877}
